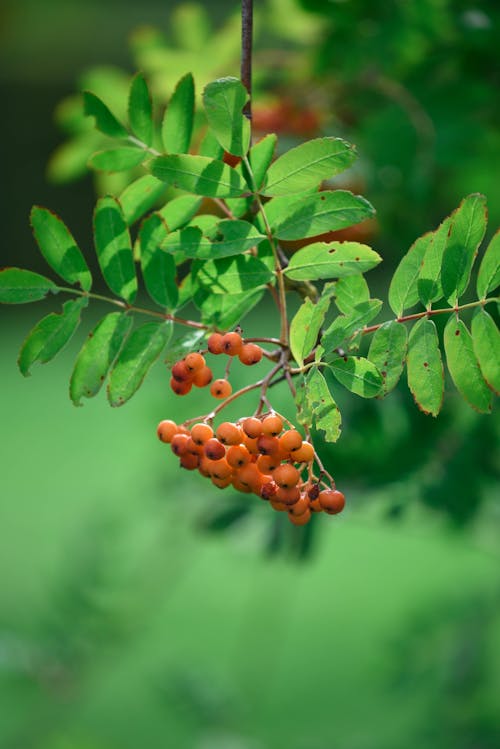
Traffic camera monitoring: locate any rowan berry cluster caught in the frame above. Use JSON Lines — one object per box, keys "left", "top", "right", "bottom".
{"left": 169, "top": 330, "right": 263, "bottom": 399}
{"left": 157, "top": 412, "right": 345, "bottom": 526}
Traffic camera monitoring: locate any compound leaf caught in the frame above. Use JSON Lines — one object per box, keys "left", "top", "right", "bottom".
{"left": 108, "top": 320, "right": 172, "bottom": 406}
{"left": 18, "top": 296, "right": 88, "bottom": 376}
{"left": 158, "top": 195, "right": 203, "bottom": 231}
{"left": 329, "top": 356, "right": 383, "bottom": 398}
{"left": 195, "top": 287, "right": 264, "bottom": 329}
{"left": 321, "top": 299, "right": 382, "bottom": 353}
{"left": 290, "top": 284, "right": 335, "bottom": 368}
{"left": 417, "top": 217, "right": 451, "bottom": 306}
{"left": 407, "top": 318, "right": 444, "bottom": 416}
{"left": 248, "top": 134, "right": 277, "bottom": 190}
{"left": 30, "top": 206, "right": 92, "bottom": 291}
{"left": 368, "top": 320, "right": 408, "bottom": 396}
{"left": 70, "top": 312, "right": 133, "bottom": 405}
{"left": 163, "top": 220, "right": 265, "bottom": 260}
{"left": 203, "top": 77, "right": 250, "bottom": 157}
{"left": 128, "top": 72, "right": 153, "bottom": 146}
{"left": 284, "top": 241, "right": 381, "bottom": 281}
{"left": 197, "top": 255, "right": 273, "bottom": 294}
{"left": 471, "top": 309, "right": 500, "bottom": 395}
{"left": 296, "top": 368, "right": 342, "bottom": 442}
{"left": 139, "top": 214, "right": 178, "bottom": 309}
{"left": 83, "top": 91, "right": 128, "bottom": 139}
{"left": 334, "top": 274, "right": 370, "bottom": 314}
{"left": 389, "top": 232, "right": 432, "bottom": 316}
{"left": 477, "top": 228, "right": 500, "bottom": 299}
{"left": 444, "top": 316, "right": 492, "bottom": 412}
{"left": 119, "top": 175, "right": 166, "bottom": 226}
{"left": 93, "top": 196, "right": 137, "bottom": 302}
{"left": 88, "top": 147, "right": 146, "bottom": 172}
{"left": 161, "top": 73, "right": 195, "bottom": 154}
{"left": 441, "top": 193, "right": 487, "bottom": 305}
{"left": 151, "top": 154, "right": 247, "bottom": 198}
{"left": 0, "top": 268, "right": 59, "bottom": 304}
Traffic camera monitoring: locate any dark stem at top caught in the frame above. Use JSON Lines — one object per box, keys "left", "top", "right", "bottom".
{"left": 241, "top": 0, "right": 253, "bottom": 121}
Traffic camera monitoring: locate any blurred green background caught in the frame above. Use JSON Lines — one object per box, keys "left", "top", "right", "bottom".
{"left": 1, "top": 1, "right": 499, "bottom": 748}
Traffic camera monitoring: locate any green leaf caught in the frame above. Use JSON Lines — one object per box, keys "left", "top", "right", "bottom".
{"left": 30, "top": 206, "right": 92, "bottom": 291}
{"left": 261, "top": 137, "right": 356, "bottom": 197}
{"left": 443, "top": 316, "right": 492, "bottom": 413}
{"left": 329, "top": 356, "right": 383, "bottom": 398}
{"left": 0, "top": 268, "right": 58, "bottom": 304}
{"left": 477, "top": 228, "right": 500, "bottom": 299}
{"left": 284, "top": 241, "right": 382, "bottom": 281}
{"left": 150, "top": 155, "right": 247, "bottom": 198}
{"left": 93, "top": 196, "right": 137, "bottom": 303}
{"left": 368, "top": 321, "right": 408, "bottom": 396}
{"left": 162, "top": 220, "right": 265, "bottom": 260}
{"left": 195, "top": 287, "right": 264, "bottom": 329}
{"left": 70, "top": 312, "right": 133, "bottom": 406}
{"left": 158, "top": 195, "right": 203, "bottom": 231}
{"left": 334, "top": 275, "right": 370, "bottom": 314}
{"left": 417, "top": 217, "right": 452, "bottom": 306}
{"left": 164, "top": 329, "right": 207, "bottom": 367}
{"left": 441, "top": 194, "right": 487, "bottom": 305}
{"left": 139, "top": 214, "right": 178, "bottom": 309}
{"left": 119, "top": 175, "right": 166, "bottom": 226}
{"left": 83, "top": 91, "right": 128, "bottom": 139}
{"left": 471, "top": 310, "right": 500, "bottom": 395}
{"left": 290, "top": 284, "right": 336, "bottom": 367}
{"left": 197, "top": 255, "right": 273, "bottom": 294}
{"left": 88, "top": 147, "right": 146, "bottom": 172}
{"left": 407, "top": 318, "right": 444, "bottom": 416}
{"left": 128, "top": 72, "right": 153, "bottom": 146}
{"left": 297, "top": 368, "right": 342, "bottom": 442}
{"left": 108, "top": 320, "right": 172, "bottom": 407}
{"left": 198, "top": 129, "right": 224, "bottom": 160}
{"left": 388, "top": 233, "right": 432, "bottom": 317}
{"left": 18, "top": 297, "right": 87, "bottom": 376}
{"left": 161, "top": 73, "right": 195, "bottom": 154}
{"left": 321, "top": 299, "right": 382, "bottom": 352}
{"left": 269, "top": 190, "right": 375, "bottom": 241}
{"left": 249, "top": 134, "right": 277, "bottom": 190}
{"left": 203, "top": 77, "right": 250, "bottom": 157}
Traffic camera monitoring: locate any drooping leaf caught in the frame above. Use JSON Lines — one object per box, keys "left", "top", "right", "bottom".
{"left": 195, "top": 286, "right": 264, "bottom": 329}
{"left": 477, "top": 228, "right": 500, "bottom": 299}
{"left": 248, "top": 134, "right": 277, "bottom": 191}
{"left": 417, "top": 217, "right": 452, "bottom": 306}
{"left": 158, "top": 195, "right": 203, "bottom": 231}
{"left": 471, "top": 309, "right": 500, "bottom": 395}
{"left": 18, "top": 297, "right": 88, "bottom": 376}
{"left": 298, "top": 367, "right": 342, "bottom": 442}
{"left": 150, "top": 154, "right": 247, "bottom": 198}
{"left": 164, "top": 329, "right": 207, "bottom": 366}
{"left": 161, "top": 73, "right": 195, "bottom": 154}
{"left": 261, "top": 137, "right": 356, "bottom": 197}
{"left": 202, "top": 77, "right": 250, "bottom": 157}
{"left": 368, "top": 321, "right": 408, "bottom": 396}
{"left": 270, "top": 190, "right": 375, "bottom": 241}
{"left": 407, "top": 318, "right": 444, "bottom": 416}
{"left": 119, "top": 175, "right": 166, "bottom": 225}
{"left": 0, "top": 268, "right": 58, "bottom": 304}
{"left": 162, "top": 220, "right": 265, "bottom": 260}
{"left": 441, "top": 194, "right": 487, "bottom": 305}
{"left": 334, "top": 274, "right": 370, "bottom": 314}
{"left": 321, "top": 299, "right": 382, "bottom": 353}
{"left": 128, "top": 72, "right": 153, "bottom": 146}
{"left": 93, "top": 196, "right": 137, "bottom": 302}
{"left": 83, "top": 91, "right": 128, "bottom": 139}
{"left": 70, "top": 312, "right": 133, "bottom": 405}
{"left": 196, "top": 255, "right": 273, "bottom": 294}
{"left": 108, "top": 320, "right": 172, "bottom": 406}
{"left": 329, "top": 356, "right": 383, "bottom": 398}
{"left": 30, "top": 206, "right": 92, "bottom": 291}
{"left": 443, "top": 316, "right": 492, "bottom": 413}
{"left": 284, "top": 241, "right": 382, "bottom": 281}
{"left": 139, "top": 214, "right": 178, "bottom": 309}
{"left": 88, "top": 147, "right": 146, "bottom": 172}
{"left": 290, "top": 284, "right": 336, "bottom": 367}
{"left": 388, "top": 233, "right": 432, "bottom": 317}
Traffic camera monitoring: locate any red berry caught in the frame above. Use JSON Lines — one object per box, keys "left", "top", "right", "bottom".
{"left": 318, "top": 489, "right": 345, "bottom": 515}
{"left": 171, "top": 433, "right": 190, "bottom": 456}
{"left": 171, "top": 360, "right": 193, "bottom": 382}
{"left": 170, "top": 377, "right": 192, "bottom": 396}
{"left": 204, "top": 438, "right": 226, "bottom": 461}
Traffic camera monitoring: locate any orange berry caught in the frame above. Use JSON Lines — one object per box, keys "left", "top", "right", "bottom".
{"left": 192, "top": 366, "right": 213, "bottom": 387}
{"left": 207, "top": 332, "right": 224, "bottom": 354}
{"left": 171, "top": 360, "right": 193, "bottom": 382}
{"left": 241, "top": 417, "right": 262, "bottom": 439}
{"left": 238, "top": 343, "right": 263, "bottom": 365}
{"left": 191, "top": 423, "right": 214, "bottom": 445}
{"left": 170, "top": 377, "right": 192, "bottom": 396}
{"left": 232, "top": 476, "right": 253, "bottom": 493}
{"left": 179, "top": 453, "right": 199, "bottom": 470}
{"left": 261, "top": 414, "right": 283, "bottom": 437}
{"left": 273, "top": 464, "right": 300, "bottom": 489}
{"left": 221, "top": 332, "right": 243, "bottom": 356}
{"left": 184, "top": 352, "right": 205, "bottom": 372}
{"left": 204, "top": 438, "right": 226, "bottom": 461}
{"left": 208, "top": 458, "right": 233, "bottom": 480}
{"left": 279, "top": 429, "right": 303, "bottom": 453}
{"left": 256, "top": 454, "right": 281, "bottom": 473}
{"left": 185, "top": 437, "right": 204, "bottom": 456}
{"left": 212, "top": 475, "right": 233, "bottom": 489}
{"left": 198, "top": 456, "right": 212, "bottom": 478}
{"left": 216, "top": 422, "right": 242, "bottom": 446}
{"left": 236, "top": 463, "right": 261, "bottom": 492}
{"left": 319, "top": 489, "right": 345, "bottom": 515}
{"left": 270, "top": 499, "right": 289, "bottom": 512}
{"left": 290, "top": 441, "right": 314, "bottom": 463}
{"left": 243, "top": 434, "right": 260, "bottom": 454}
{"left": 170, "top": 433, "right": 190, "bottom": 456}
{"left": 157, "top": 419, "right": 178, "bottom": 443}
{"left": 260, "top": 480, "right": 278, "bottom": 500}
{"left": 257, "top": 435, "right": 280, "bottom": 456}
{"left": 289, "top": 494, "right": 310, "bottom": 516}
{"left": 227, "top": 445, "right": 251, "bottom": 469}
{"left": 309, "top": 497, "right": 323, "bottom": 512}
{"left": 288, "top": 508, "right": 311, "bottom": 525}
{"left": 276, "top": 486, "right": 301, "bottom": 506}
{"left": 210, "top": 379, "right": 232, "bottom": 399}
